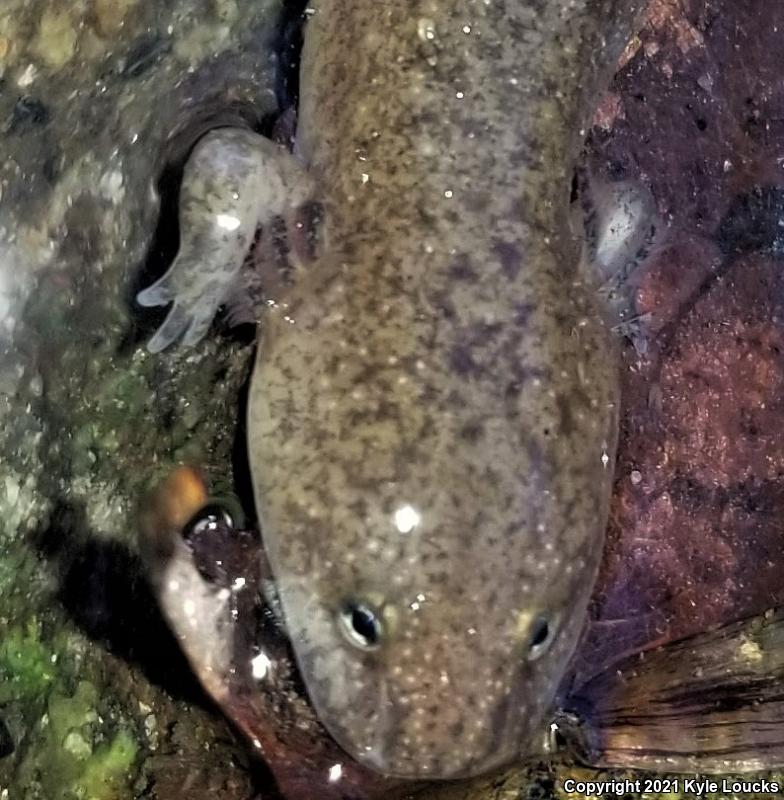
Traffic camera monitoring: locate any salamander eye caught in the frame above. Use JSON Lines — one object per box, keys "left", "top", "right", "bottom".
{"left": 526, "top": 614, "right": 555, "bottom": 660}
{"left": 182, "top": 500, "right": 247, "bottom": 586}
{"left": 184, "top": 503, "right": 235, "bottom": 538}
{"left": 339, "top": 600, "right": 383, "bottom": 651}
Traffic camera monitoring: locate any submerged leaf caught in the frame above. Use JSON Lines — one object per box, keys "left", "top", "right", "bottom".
{"left": 562, "top": 608, "right": 784, "bottom": 773}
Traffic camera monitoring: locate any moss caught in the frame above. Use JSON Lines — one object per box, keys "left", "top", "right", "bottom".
{"left": 0, "top": 541, "right": 40, "bottom": 598}
{"left": 48, "top": 681, "right": 100, "bottom": 743}
{"left": 77, "top": 728, "right": 138, "bottom": 799}
{"left": 16, "top": 680, "right": 139, "bottom": 800}
{"left": 0, "top": 618, "right": 55, "bottom": 703}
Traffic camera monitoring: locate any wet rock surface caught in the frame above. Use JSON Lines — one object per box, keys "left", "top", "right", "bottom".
{"left": 0, "top": 0, "right": 281, "bottom": 796}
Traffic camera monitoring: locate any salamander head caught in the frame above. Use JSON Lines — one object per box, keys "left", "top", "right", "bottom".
{"left": 265, "top": 482, "right": 594, "bottom": 780}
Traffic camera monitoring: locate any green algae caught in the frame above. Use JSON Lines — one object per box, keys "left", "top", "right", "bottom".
{"left": 0, "top": 614, "right": 140, "bottom": 799}
{"left": 46, "top": 681, "right": 138, "bottom": 800}
{"left": 15, "top": 679, "right": 139, "bottom": 800}
{"left": 0, "top": 619, "right": 55, "bottom": 704}
{"left": 79, "top": 729, "right": 138, "bottom": 799}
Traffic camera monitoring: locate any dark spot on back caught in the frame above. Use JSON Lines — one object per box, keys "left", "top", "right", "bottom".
{"left": 464, "top": 191, "right": 491, "bottom": 211}
{"left": 493, "top": 239, "right": 522, "bottom": 280}
{"left": 449, "top": 343, "right": 481, "bottom": 377}
{"left": 514, "top": 302, "right": 535, "bottom": 326}
{"left": 555, "top": 393, "right": 576, "bottom": 437}
{"left": 448, "top": 254, "right": 479, "bottom": 282}
{"left": 460, "top": 420, "right": 485, "bottom": 442}
{"left": 428, "top": 289, "right": 457, "bottom": 320}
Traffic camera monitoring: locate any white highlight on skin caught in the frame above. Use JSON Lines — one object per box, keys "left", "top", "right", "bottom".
{"left": 250, "top": 651, "right": 272, "bottom": 680}
{"left": 410, "top": 593, "right": 426, "bottom": 611}
{"left": 328, "top": 763, "right": 343, "bottom": 782}
{"left": 393, "top": 504, "right": 421, "bottom": 534}
{"left": 216, "top": 213, "right": 241, "bottom": 231}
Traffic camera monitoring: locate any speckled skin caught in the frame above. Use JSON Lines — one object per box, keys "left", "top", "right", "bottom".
{"left": 137, "top": 128, "right": 312, "bottom": 351}
{"left": 248, "top": 0, "right": 641, "bottom": 780}
{"left": 140, "top": 0, "right": 643, "bottom": 782}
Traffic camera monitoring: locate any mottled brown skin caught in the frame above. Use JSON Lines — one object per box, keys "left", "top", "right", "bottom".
{"left": 246, "top": 0, "right": 642, "bottom": 780}
{"left": 137, "top": 0, "right": 784, "bottom": 786}
{"left": 139, "top": 470, "right": 407, "bottom": 800}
